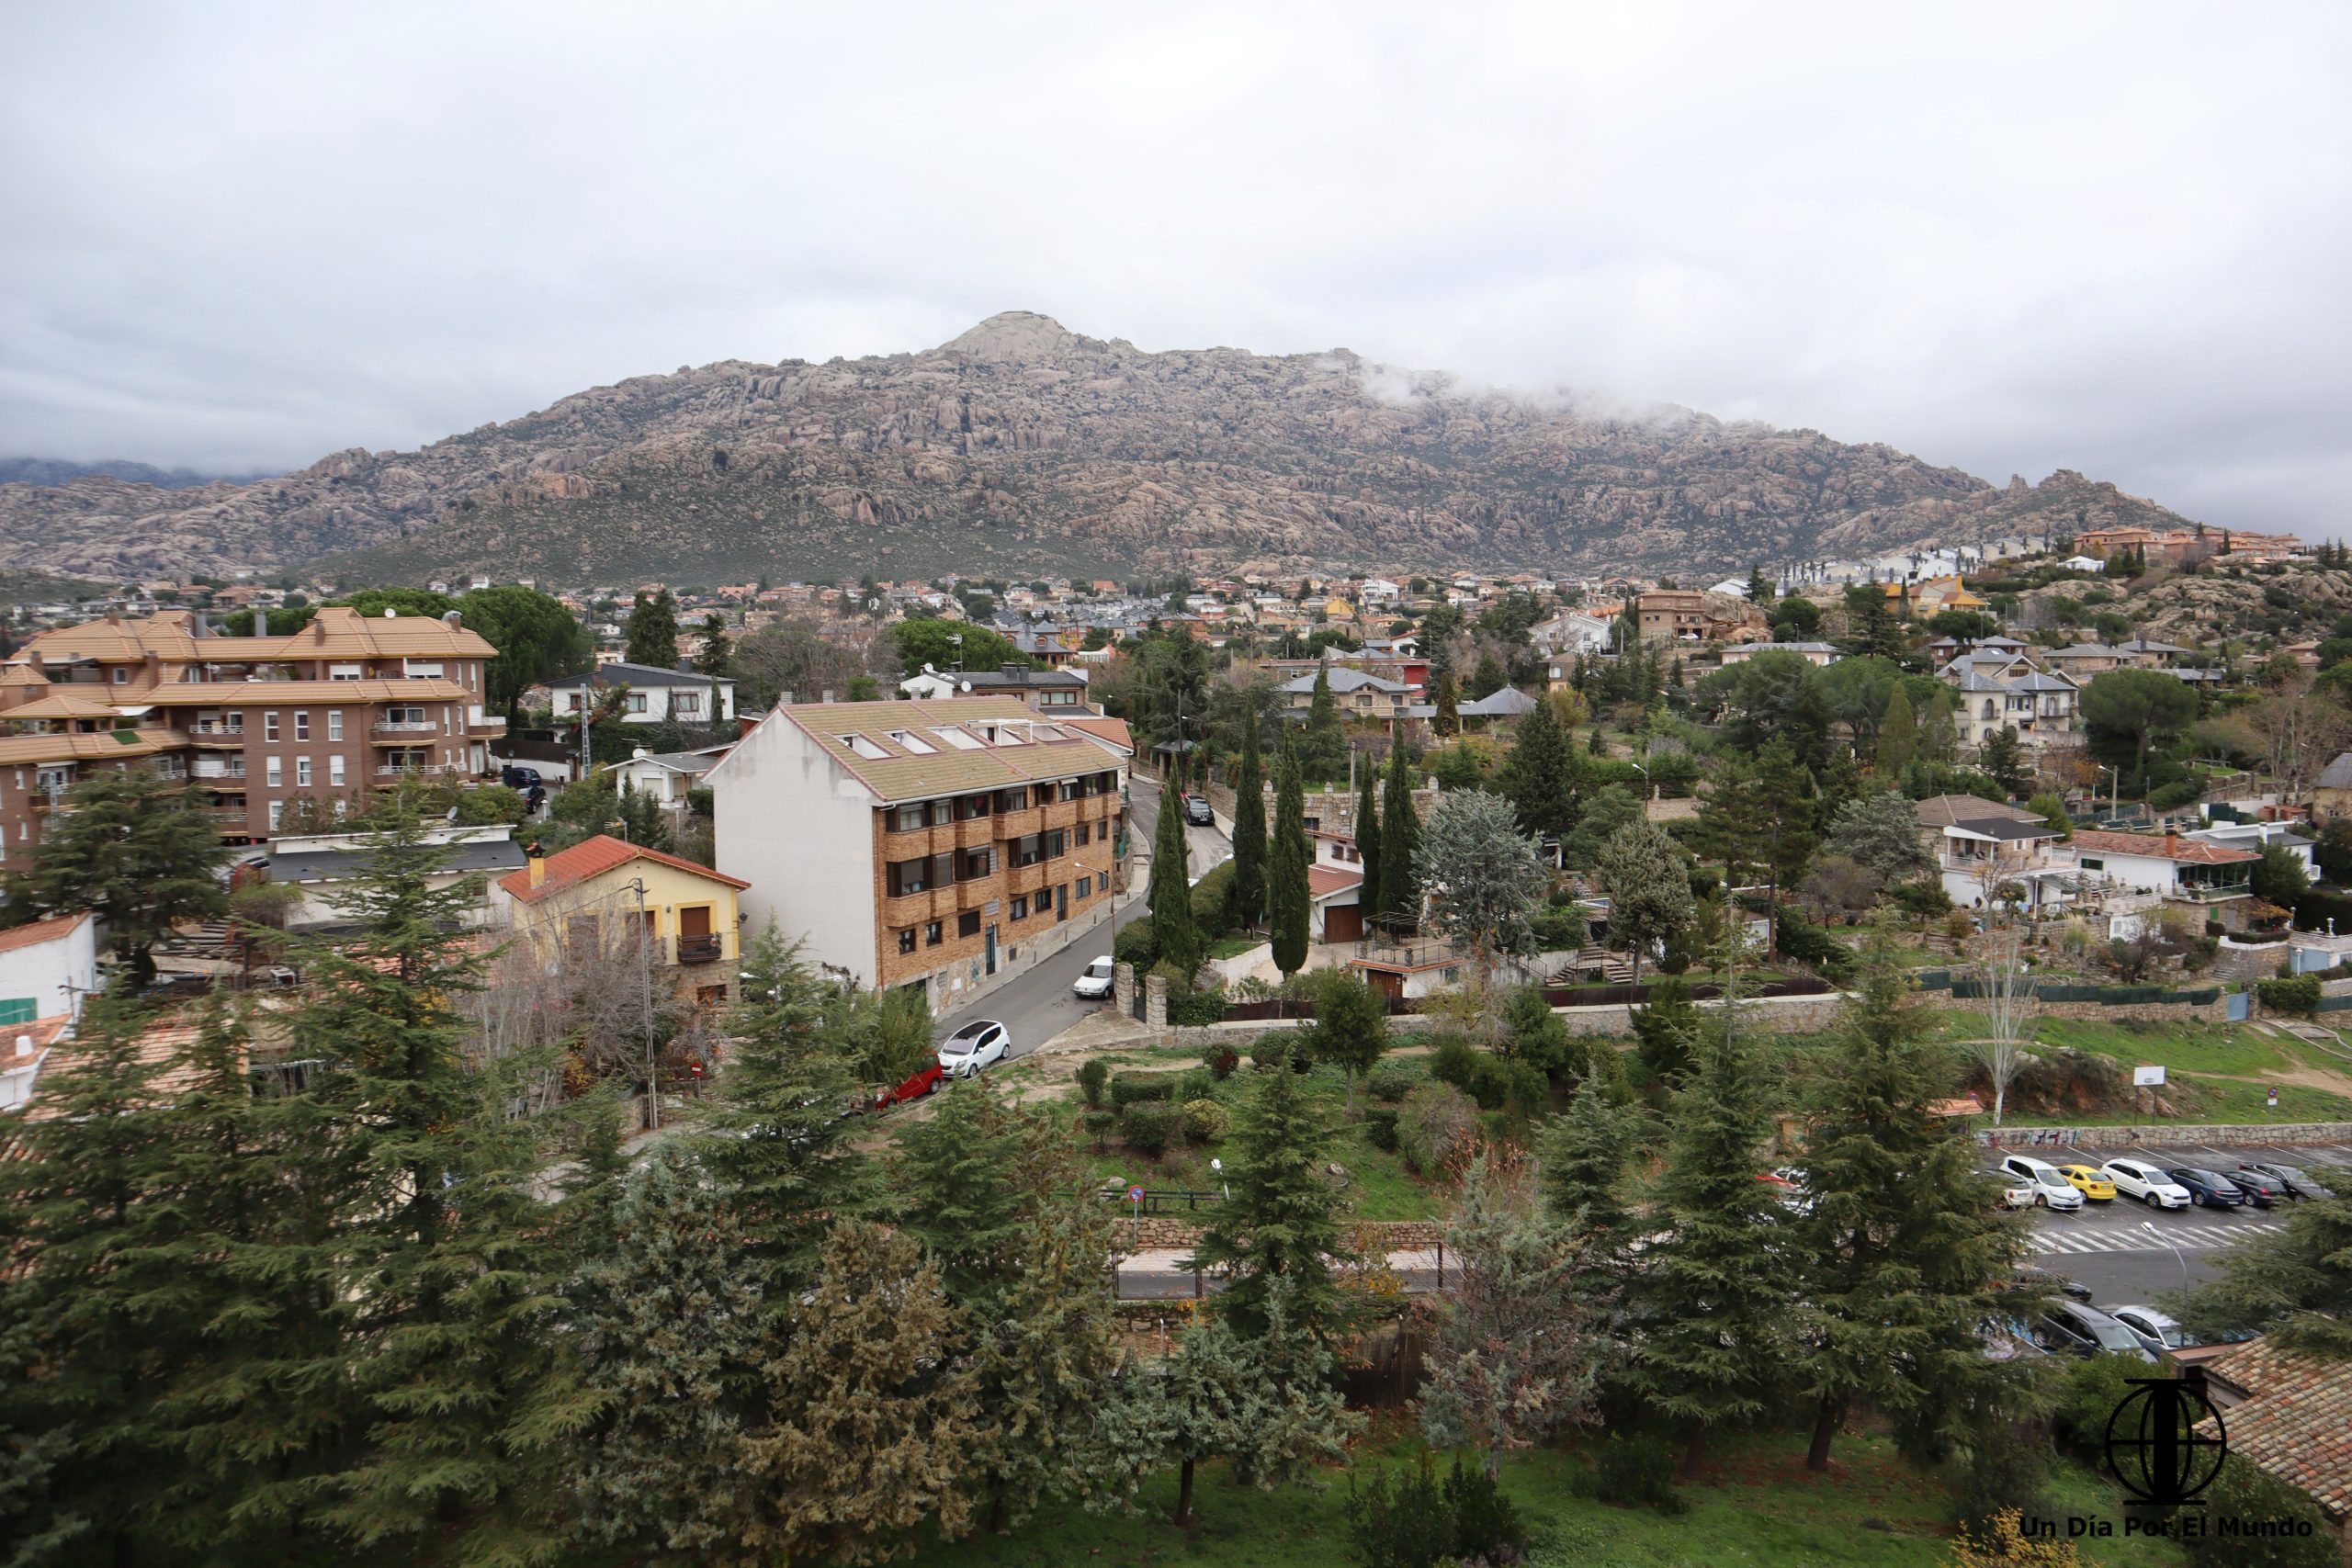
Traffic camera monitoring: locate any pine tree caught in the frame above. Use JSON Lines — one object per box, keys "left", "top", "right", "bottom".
{"left": 1539, "top": 1087, "right": 1645, "bottom": 1269}
{"left": 1980, "top": 726, "right": 2030, "bottom": 798}
{"left": 1226, "top": 715, "right": 1268, "bottom": 930}
{"left": 1632, "top": 969, "right": 1793, "bottom": 1478}
{"left": 1420, "top": 1150, "right": 1605, "bottom": 1476}
{"left": 295, "top": 812, "right": 594, "bottom": 1562}
{"left": 144, "top": 996, "right": 352, "bottom": 1555}
{"left": 0, "top": 766, "right": 230, "bottom": 983}
{"left": 1377, "top": 747, "right": 1422, "bottom": 931}
{"left": 889, "top": 1076, "right": 1035, "bottom": 1309}
{"left": 1268, "top": 732, "right": 1311, "bottom": 976}
{"left": 1792, "top": 929, "right": 2028, "bottom": 1470}
{"left": 1502, "top": 692, "right": 1574, "bottom": 846}
{"left": 571, "top": 1152, "right": 775, "bottom": 1559}
{"left": 1592, "top": 818, "right": 1692, "bottom": 984}
{"left": 703, "top": 921, "right": 877, "bottom": 1300}
{"left": 0, "top": 992, "right": 182, "bottom": 1564}
{"left": 1628, "top": 976, "right": 1702, "bottom": 1089}
{"left": 693, "top": 611, "right": 731, "bottom": 676}
{"left": 1147, "top": 772, "right": 1203, "bottom": 979}
{"left": 1875, "top": 683, "right": 1918, "bottom": 778}
{"left": 616, "top": 780, "right": 673, "bottom": 852}
{"left": 1188, "top": 1039, "right": 1356, "bottom": 1342}
{"left": 1920, "top": 686, "right": 1962, "bottom": 764}
{"left": 1354, "top": 753, "right": 1383, "bottom": 918}
{"left": 626, "top": 588, "right": 681, "bottom": 668}
{"left": 1694, "top": 739, "right": 1815, "bottom": 955}
{"left": 739, "top": 1221, "right": 978, "bottom": 1562}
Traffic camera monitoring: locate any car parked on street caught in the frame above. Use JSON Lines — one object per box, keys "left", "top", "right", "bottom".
{"left": 1985, "top": 1168, "right": 2037, "bottom": 1209}
{"left": 2054, "top": 1163, "right": 2117, "bottom": 1201}
{"left": 2108, "top": 1305, "right": 2191, "bottom": 1359}
{"left": 865, "top": 1063, "right": 944, "bottom": 1111}
{"left": 1073, "top": 954, "right": 1116, "bottom": 999}
{"left": 2167, "top": 1168, "right": 2249, "bottom": 1209}
{"left": 2011, "top": 1264, "right": 2094, "bottom": 1303}
{"left": 2239, "top": 1161, "right": 2335, "bottom": 1200}
{"left": 2033, "top": 1302, "right": 2158, "bottom": 1363}
{"left": 1182, "top": 792, "right": 1215, "bottom": 827}
{"left": 2001, "top": 1155, "right": 2086, "bottom": 1210}
{"left": 2100, "top": 1157, "right": 2193, "bottom": 1210}
{"left": 937, "top": 1020, "right": 1011, "bottom": 1078}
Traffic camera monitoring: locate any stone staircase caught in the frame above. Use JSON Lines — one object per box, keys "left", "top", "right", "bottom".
{"left": 1550, "top": 946, "right": 1636, "bottom": 985}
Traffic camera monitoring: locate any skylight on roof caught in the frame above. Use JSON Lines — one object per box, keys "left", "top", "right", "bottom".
{"left": 935, "top": 728, "right": 983, "bottom": 750}
{"left": 840, "top": 734, "right": 889, "bottom": 761}
{"left": 888, "top": 729, "right": 936, "bottom": 754}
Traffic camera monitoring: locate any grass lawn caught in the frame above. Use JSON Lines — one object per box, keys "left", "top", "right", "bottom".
{"left": 1210, "top": 935, "right": 1268, "bottom": 961}
{"left": 913, "top": 1425, "right": 2188, "bottom": 1568}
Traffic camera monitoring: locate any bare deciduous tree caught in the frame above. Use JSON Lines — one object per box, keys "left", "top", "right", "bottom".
{"left": 1971, "top": 929, "right": 2037, "bottom": 1127}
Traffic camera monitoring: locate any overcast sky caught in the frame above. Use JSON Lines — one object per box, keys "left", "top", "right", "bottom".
{"left": 4, "top": 3, "right": 2347, "bottom": 535}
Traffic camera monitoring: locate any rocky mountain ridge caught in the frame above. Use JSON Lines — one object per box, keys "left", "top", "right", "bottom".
{"left": 0, "top": 311, "right": 2206, "bottom": 584}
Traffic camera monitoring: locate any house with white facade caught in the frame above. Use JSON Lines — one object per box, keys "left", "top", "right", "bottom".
{"left": 2068, "top": 829, "right": 2259, "bottom": 910}
{"left": 1528, "top": 611, "right": 1616, "bottom": 656}
{"left": 611, "top": 744, "right": 732, "bottom": 812}
{"left": 0, "top": 910, "right": 97, "bottom": 1026}
{"left": 544, "top": 661, "right": 738, "bottom": 726}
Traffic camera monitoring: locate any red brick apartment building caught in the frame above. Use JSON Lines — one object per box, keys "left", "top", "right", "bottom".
{"left": 0, "top": 607, "right": 504, "bottom": 856}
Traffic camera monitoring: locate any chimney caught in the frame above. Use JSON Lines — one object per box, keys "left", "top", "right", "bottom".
{"left": 525, "top": 840, "right": 546, "bottom": 888}
{"left": 820, "top": 689, "right": 834, "bottom": 705}
{"left": 2165, "top": 829, "right": 2178, "bottom": 857}
{"left": 1002, "top": 662, "right": 1026, "bottom": 683}
{"left": 442, "top": 610, "right": 462, "bottom": 628}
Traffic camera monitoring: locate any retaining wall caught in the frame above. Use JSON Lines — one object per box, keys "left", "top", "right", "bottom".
{"left": 1975, "top": 1121, "right": 2352, "bottom": 1151}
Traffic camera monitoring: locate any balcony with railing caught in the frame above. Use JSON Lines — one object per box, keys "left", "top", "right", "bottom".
{"left": 191, "top": 759, "right": 247, "bottom": 781}
{"left": 372, "top": 719, "right": 440, "bottom": 737}
{"left": 674, "top": 932, "right": 724, "bottom": 965}
{"left": 188, "top": 720, "right": 246, "bottom": 746}
{"left": 375, "top": 762, "right": 457, "bottom": 778}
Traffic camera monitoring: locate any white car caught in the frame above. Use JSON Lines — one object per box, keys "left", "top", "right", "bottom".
{"left": 1073, "top": 955, "right": 1115, "bottom": 999}
{"left": 2109, "top": 1304, "right": 2191, "bottom": 1359}
{"left": 2000, "top": 1155, "right": 2085, "bottom": 1211}
{"left": 1985, "top": 1168, "right": 2037, "bottom": 1209}
{"left": 2101, "top": 1156, "right": 2193, "bottom": 1210}
{"left": 938, "top": 1019, "right": 1010, "bottom": 1077}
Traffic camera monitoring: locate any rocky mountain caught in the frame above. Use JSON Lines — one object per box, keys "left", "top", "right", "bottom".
{"left": 0, "top": 457, "right": 266, "bottom": 490}
{"left": 0, "top": 312, "right": 2206, "bottom": 584}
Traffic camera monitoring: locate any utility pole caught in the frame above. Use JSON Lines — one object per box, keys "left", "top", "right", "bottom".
{"left": 632, "top": 876, "right": 659, "bottom": 1133}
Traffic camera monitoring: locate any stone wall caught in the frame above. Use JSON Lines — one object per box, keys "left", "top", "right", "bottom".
{"left": 2033, "top": 997, "right": 2233, "bottom": 1026}
{"left": 1979, "top": 1121, "right": 2351, "bottom": 1152}
{"left": 1117, "top": 1215, "right": 1442, "bottom": 1251}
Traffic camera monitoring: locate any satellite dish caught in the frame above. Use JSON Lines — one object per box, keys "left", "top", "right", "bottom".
{"left": 445, "top": 806, "right": 459, "bottom": 823}
{"left": 383, "top": 608, "right": 397, "bottom": 618}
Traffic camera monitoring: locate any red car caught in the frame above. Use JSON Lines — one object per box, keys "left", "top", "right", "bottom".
{"left": 867, "top": 1063, "right": 945, "bottom": 1112}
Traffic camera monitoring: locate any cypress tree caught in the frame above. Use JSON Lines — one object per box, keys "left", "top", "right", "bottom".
{"left": 1377, "top": 747, "right": 1422, "bottom": 931}
{"left": 1355, "top": 752, "right": 1383, "bottom": 919}
{"left": 1631, "top": 964, "right": 1794, "bottom": 1478}
{"left": 1792, "top": 928, "right": 2027, "bottom": 1471}
{"left": 1434, "top": 671, "right": 1461, "bottom": 736}
{"left": 1187, "top": 1038, "right": 1355, "bottom": 1342}
{"left": 1502, "top": 691, "right": 1574, "bottom": 846}
{"left": 296, "top": 812, "right": 594, "bottom": 1560}
{"left": 1875, "top": 684, "right": 1918, "bottom": 778}
{"left": 1147, "top": 773, "right": 1203, "bottom": 979}
{"left": 1269, "top": 732, "right": 1310, "bottom": 976}
{"left": 1303, "top": 662, "right": 1346, "bottom": 779}
{"left": 1227, "top": 715, "right": 1268, "bottom": 930}
{"left": 703, "top": 921, "right": 877, "bottom": 1300}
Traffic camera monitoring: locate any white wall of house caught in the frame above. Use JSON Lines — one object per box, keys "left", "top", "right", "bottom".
{"left": 0, "top": 914, "right": 97, "bottom": 1022}
{"left": 553, "top": 679, "right": 735, "bottom": 725}
{"left": 709, "top": 716, "right": 876, "bottom": 985}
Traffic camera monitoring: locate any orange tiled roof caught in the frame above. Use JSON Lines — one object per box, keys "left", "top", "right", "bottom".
{"left": 496, "top": 834, "right": 750, "bottom": 905}
{"left": 2069, "top": 829, "right": 2258, "bottom": 865}
{"left": 2203, "top": 1339, "right": 2352, "bottom": 1521}
{"left": 1058, "top": 716, "right": 1134, "bottom": 752}
{"left": 1307, "top": 865, "right": 1364, "bottom": 898}
{"left": 0, "top": 911, "right": 91, "bottom": 957}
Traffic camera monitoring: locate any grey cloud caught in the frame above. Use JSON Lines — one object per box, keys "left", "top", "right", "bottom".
{"left": 2, "top": 1, "right": 2348, "bottom": 537}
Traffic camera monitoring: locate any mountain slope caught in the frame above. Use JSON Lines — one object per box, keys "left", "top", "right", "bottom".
{"left": 0, "top": 457, "right": 267, "bottom": 490}
{"left": 0, "top": 312, "right": 2204, "bottom": 583}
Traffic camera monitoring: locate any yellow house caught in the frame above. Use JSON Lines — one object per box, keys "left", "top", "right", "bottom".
{"left": 1320, "top": 596, "right": 1354, "bottom": 620}
{"left": 491, "top": 833, "right": 750, "bottom": 1005}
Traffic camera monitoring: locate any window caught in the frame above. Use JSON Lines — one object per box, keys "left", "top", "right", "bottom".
{"left": 998, "top": 786, "right": 1029, "bottom": 811}
{"left": 1010, "top": 896, "right": 1028, "bottom": 921}
{"left": 897, "top": 928, "right": 917, "bottom": 954}
{"left": 1037, "top": 886, "right": 1055, "bottom": 915}
{"left": 890, "top": 802, "right": 931, "bottom": 832}
{"left": 1076, "top": 874, "right": 1092, "bottom": 899}
{"left": 960, "top": 848, "right": 993, "bottom": 880}
{"left": 329, "top": 663, "right": 363, "bottom": 681}
{"left": 112, "top": 667, "right": 129, "bottom": 685}
{"left": 267, "top": 800, "right": 284, "bottom": 831}
{"left": 886, "top": 858, "right": 932, "bottom": 897}
{"left": 1042, "top": 829, "right": 1067, "bottom": 859}
{"left": 1058, "top": 780, "right": 1081, "bottom": 802}
{"left": 294, "top": 712, "right": 310, "bottom": 740}
{"left": 264, "top": 712, "right": 280, "bottom": 741}
{"left": 266, "top": 757, "right": 283, "bottom": 787}
{"left": 956, "top": 792, "right": 992, "bottom": 819}
{"left": 295, "top": 757, "right": 311, "bottom": 787}
{"left": 1075, "top": 822, "right": 1091, "bottom": 846}
{"left": 627, "top": 693, "right": 649, "bottom": 714}
{"left": 957, "top": 910, "right": 981, "bottom": 938}
{"left": 329, "top": 756, "right": 345, "bottom": 786}
{"left": 387, "top": 706, "right": 426, "bottom": 726}
{"left": 1015, "top": 835, "right": 1043, "bottom": 867}
{"left": 674, "top": 692, "right": 701, "bottom": 716}
{"left": 925, "top": 920, "right": 943, "bottom": 947}
{"left": 327, "top": 710, "right": 343, "bottom": 740}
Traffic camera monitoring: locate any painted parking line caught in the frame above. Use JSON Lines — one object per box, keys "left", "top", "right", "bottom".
{"left": 2028, "top": 1221, "right": 2284, "bottom": 1255}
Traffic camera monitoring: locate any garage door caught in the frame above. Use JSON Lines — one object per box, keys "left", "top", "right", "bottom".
{"left": 1322, "top": 903, "right": 1364, "bottom": 943}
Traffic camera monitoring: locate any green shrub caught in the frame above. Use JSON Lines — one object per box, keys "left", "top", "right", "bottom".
{"left": 1366, "top": 1062, "right": 1419, "bottom": 1103}
{"left": 1190, "top": 858, "right": 1238, "bottom": 937}
{"left": 1120, "top": 1100, "right": 1182, "bottom": 1156}
{"left": 2257, "top": 974, "right": 2322, "bottom": 1017}
{"left": 1576, "top": 1432, "right": 1687, "bottom": 1515}
{"left": 1945, "top": 1421, "right": 2054, "bottom": 1538}
{"left": 2149, "top": 778, "right": 2206, "bottom": 811}
{"left": 1363, "top": 1108, "right": 1400, "bottom": 1152}
{"left": 1165, "top": 988, "right": 1228, "bottom": 1026}
{"left": 1530, "top": 903, "right": 1588, "bottom": 951}
{"left": 1113, "top": 919, "right": 1157, "bottom": 971}
{"left": 1346, "top": 1452, "right": 1526, "bottom": 1568}
{"left": 1250, "top": 1031, "right": 1298, "bottom": 1070}
{"left": 2053, "top": 1354, "right": 2144, "bottom": 1460}
{"left": 2186, "top": 1457, "right": 2338, "bottom": 1568}
{"left": 1396, "top": 1082, "right": 1478, "bottom": 1175}
{"left": 1077, "top": 1058, "right": 1109, "bottom": 1108}
{"left": 1427, "top": 1036, "right": 1480, "bottom": 1093}
{"left": 1773, "top": 908, "right": 1854, "bottom": 979}
{"left": 1109, "top": 1071, "right": 1182, "bottom": 1108}
{"left": 1079, "top": 1109, "right": 1120, "bottom": 1150}
{"left": 1179, "top": 1098, "right": 1229, "bottom": 1143}
{"left": 1202, "top": 1042, "right": 1240, "bottom": 1079}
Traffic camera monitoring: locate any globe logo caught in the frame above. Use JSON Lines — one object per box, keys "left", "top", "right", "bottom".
{"left": 2105, "top": 1375, "right": 2227, "bottom": 1506}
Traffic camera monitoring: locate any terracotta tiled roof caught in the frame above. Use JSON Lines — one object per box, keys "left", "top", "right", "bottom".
{"left": 0, "top": 911, "right": 91, "bottom": 957}
{"left": 136, "top": 677, "right": 472, "bottom": 705}
{"left": 2070, "top": 829, "right": 2258, "bottom": 865}
{"left": 1307, "top": 865, "right": 1364, "bottom": 899}
{"left": 2202, "top": 1339, "right": 2352, "bottom": 1521}
{"left": 1057, "top": 716, "right": 1134, "bottom": 752}
{"left": 496, "top": 833, "right": 751, "bottom": 905}
{"left": 0, "top": 730, "right": 174, "bottom": 765}
{"left": 1, "top": 691, "right": 135, "bottom": 721}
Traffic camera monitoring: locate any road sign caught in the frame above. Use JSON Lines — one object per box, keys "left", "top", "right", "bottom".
{"left": 2133, "top": 1065, "right": 2166, "bottom": 1088}
{"left": 1127, "top": 1185, "right": 1145, "bottom": 1202}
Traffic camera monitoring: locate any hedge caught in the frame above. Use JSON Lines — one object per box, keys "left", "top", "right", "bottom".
{"left": 2256, "top": 975, "right": 2322, "bottom": 1017}
{"left": 1120, "top": 1100, "right": 1181, "bottom": 1156}
{"left": 1109, "top": 1071, "right": 1183, "bottom": 1108}
{"left": 1165, "top": 989, "right": 1228, "bottom": 1027}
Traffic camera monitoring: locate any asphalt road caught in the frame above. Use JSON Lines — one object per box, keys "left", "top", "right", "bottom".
{"left": 2018, "top": 1137, "right": 2350, "bottom": 1308}
{"left": 930, "top": 777, "right": 1230, "bottom": 1063}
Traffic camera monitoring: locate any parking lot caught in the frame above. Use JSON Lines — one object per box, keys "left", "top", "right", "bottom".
{"left": 2016, "top": 1138, "right": 2348, "bottom": 1304}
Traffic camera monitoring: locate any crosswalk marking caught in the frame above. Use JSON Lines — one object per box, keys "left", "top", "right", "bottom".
{"left": 2028, "top": 1221, "right": 2284, "bottom": 1256}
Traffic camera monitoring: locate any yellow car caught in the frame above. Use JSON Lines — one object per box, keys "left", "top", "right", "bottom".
{"left": 2056, "top": 1164, "right": 2117, "bottom": 1201}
